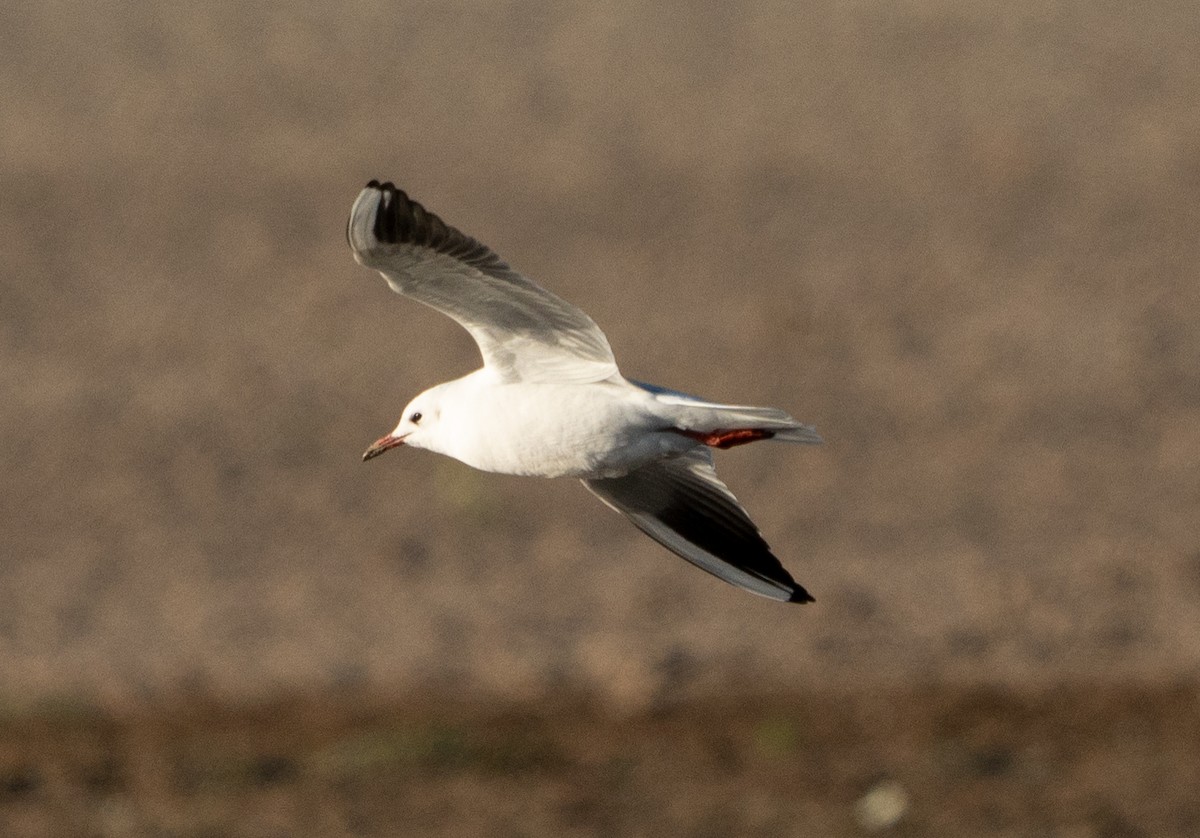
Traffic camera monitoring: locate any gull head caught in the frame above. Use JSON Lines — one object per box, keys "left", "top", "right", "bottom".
{"left": 362, "top": 389, "right": 442, "bottom": 461}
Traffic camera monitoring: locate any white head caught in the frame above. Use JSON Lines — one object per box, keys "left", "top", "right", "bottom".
{"left": 362, "top": 385, "right": 448, "bottom": 461}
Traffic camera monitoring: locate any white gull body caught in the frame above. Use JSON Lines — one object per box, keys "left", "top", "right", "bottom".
{"left": 346, "top": 181, "right": 822, "bottom": 603}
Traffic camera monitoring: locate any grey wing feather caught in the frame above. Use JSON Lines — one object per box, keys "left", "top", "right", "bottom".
{"left": 347, "top": 181, "right": 618, "bottom": 383}
{"left": 582, "top": 449, "right": 813, "bottom": 603}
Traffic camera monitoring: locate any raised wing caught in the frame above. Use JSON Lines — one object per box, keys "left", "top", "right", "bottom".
{"left": 347, "top": 181, "right": 618, "bottom": 384}
{"left": 582, "top": 449, "right": 813, "bottom": 603}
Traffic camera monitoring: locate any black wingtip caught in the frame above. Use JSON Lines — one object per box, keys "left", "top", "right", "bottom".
{"left": 788, "top": 586, "right": 815, "bottom": 604}
{"left": 351, "top": 180, "right": 513, "bottom": 276}
{"left": 367, "top": 181, "right": 399, "bottom": 243}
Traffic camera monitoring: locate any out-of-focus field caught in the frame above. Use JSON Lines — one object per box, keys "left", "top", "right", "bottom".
{"left": 1, "top": 684, "right": 1198, "bottom": 837}
{"left": 2, "top": 1, "right": 1198, "bottom": 834}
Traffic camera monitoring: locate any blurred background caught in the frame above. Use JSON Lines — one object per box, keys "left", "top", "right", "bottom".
{"left": 2, "top": 1, "right": 1198, "bottom": 835}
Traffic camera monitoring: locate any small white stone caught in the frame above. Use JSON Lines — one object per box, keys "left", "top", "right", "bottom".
{"left": 854, "top": 779, "right": 909, "bottom": 832}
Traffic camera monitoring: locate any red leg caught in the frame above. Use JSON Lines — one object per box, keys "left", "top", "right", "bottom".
{"left": 674, "top": 428, "right": 776, "bottom": 449}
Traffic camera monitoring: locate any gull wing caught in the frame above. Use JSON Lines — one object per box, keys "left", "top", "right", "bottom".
{"left": 582, "top": 449, "right": 813, "bottom": 603}
{"left": 347, "top": 181, "right": 619, "bottom": 384}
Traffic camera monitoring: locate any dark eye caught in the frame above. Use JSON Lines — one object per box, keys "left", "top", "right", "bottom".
{"left": 409, "top": 411, "right": 422, "bottom": 424}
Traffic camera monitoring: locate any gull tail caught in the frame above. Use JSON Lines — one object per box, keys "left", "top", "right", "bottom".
{"left": 683, "top": 404, "right": 824, "bottom": 447}
{"left": 632, "top": 381, "right": 822, "bottom": 448}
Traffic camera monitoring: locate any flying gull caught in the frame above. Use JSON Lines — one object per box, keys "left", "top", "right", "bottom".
{"left": 346, "top": 181, "right": 822, "bottom": 603}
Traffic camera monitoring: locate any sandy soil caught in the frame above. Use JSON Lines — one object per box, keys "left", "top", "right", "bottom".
{"left": 2, "top": 2, "right": 1198, "bottom": 833}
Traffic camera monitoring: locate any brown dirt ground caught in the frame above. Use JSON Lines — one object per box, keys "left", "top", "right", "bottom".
{"left": 2, "top": 683, "right": 1198, "bottom": 837}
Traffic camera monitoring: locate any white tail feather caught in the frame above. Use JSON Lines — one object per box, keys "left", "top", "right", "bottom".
{"left": 657, "top": 398, "right": 823, "bottom": 445}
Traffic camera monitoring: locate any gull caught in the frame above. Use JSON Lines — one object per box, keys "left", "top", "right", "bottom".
{"left": 346, "top": 181, "right": 822, "bottom": 603}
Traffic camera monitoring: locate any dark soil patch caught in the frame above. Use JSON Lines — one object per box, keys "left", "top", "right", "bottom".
{"left": 0, "top": 682, "right": 1195, "bottom": 837}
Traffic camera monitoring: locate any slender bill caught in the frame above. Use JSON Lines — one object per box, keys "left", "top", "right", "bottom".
{"left": 363, "top": 433, "right": 407, "bottom": 461}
